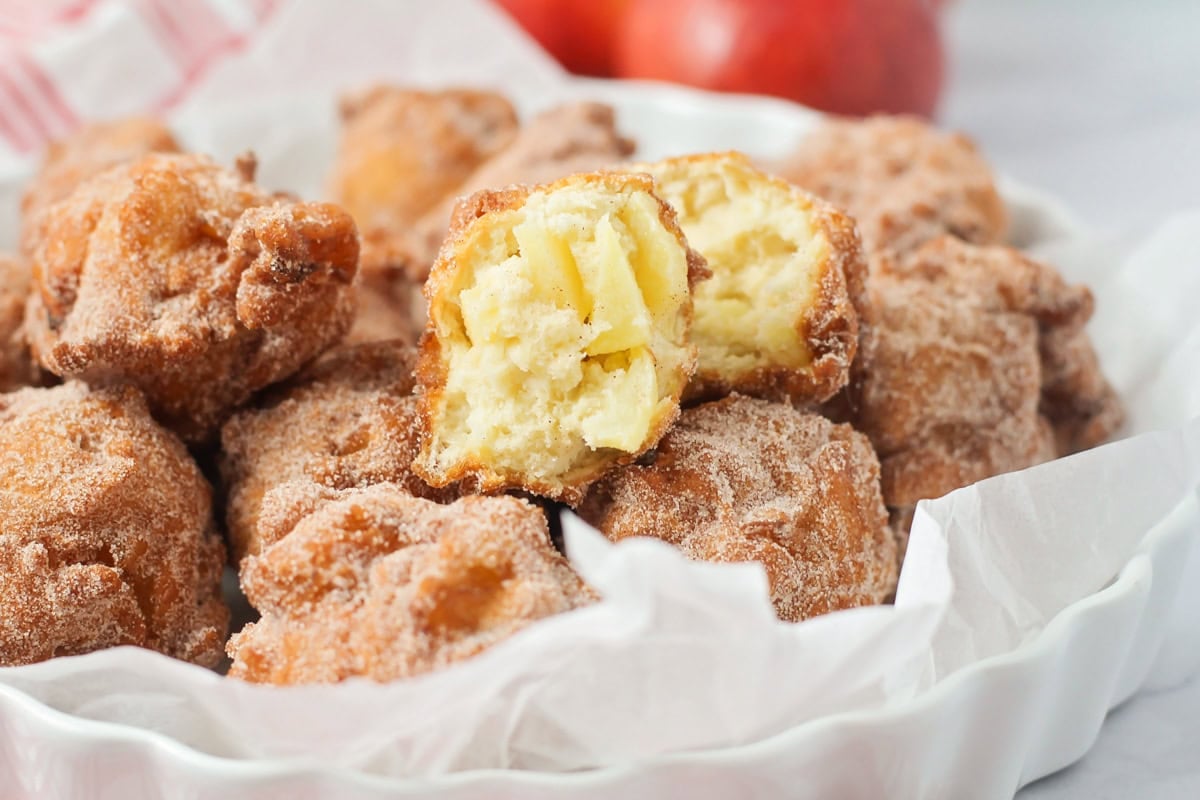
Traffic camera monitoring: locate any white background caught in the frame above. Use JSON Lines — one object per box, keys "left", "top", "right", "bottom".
{"left": 940, "top": 2, "right": 1200, "bottom": 797}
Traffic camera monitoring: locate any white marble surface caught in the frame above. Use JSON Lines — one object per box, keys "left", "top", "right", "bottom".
{"left": 940, "top": 2, "right": 1200, "bottom": 797}
{"left": 941, "top": 0, "right": 1200, "bottom": 232}
{"left": 1021, "top": 675, "right": 1200, "bottom": 799}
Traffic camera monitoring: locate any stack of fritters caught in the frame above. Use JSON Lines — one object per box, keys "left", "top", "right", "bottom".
{"left": 0, "top": 95, "right": 1121, "bottom": 686}
{"left": 782, "top": 116, "right": 1123, "bottom": 533}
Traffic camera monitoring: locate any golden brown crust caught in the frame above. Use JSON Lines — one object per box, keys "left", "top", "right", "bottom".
{"left": 24, "top": 153, "right": 359, "bottom": 443}
{"left": 0, "top": 382, "right": 227, "bottom": 667}
{"left": 0, "top": 254, "right": 42, "bottom": 392}
{"left": 786, "top": 213, "right": 862, "bottom": 401}
{"left": 227, "top": 489, "right": 594, "bottom": 685}
{"left": 580, "top": 394, "right": 897, "bottom": 622}
{"left": 851, "top": 266, "right": 1059, "bottom": 512}
{"left": 882, "top": 237, "right": 1124, "bottom": 455}
{"left": 409, "top": 102, "right": 637, "bottom": 277}
{"left": 414, "top": 171, "right": 707, "bottom": 504}
{"left": 346, "top": 266, "right": 427, "bottom": 347}
{"left": 677, "top": 154, "right": 866, "bottom": 405}
{"left": 1039, "top": 325, "right": 1126, "bottom": 453}
{"left": 220, "top": 340, "right": 451, "bottom": 563}
{"left": 780, "top": 115, "right": 1008, "bottom": 259}
{"left": 333, "top": 86, "right": 518, "bottom": 225}
{"left": 329, "top": 86, "right": 519, "bottom": 284}
{"left": 819, "top": 223, "right": 880, "bottom": 427}
{"left": 19, "top": 117, "right": 180, "bottom": 259}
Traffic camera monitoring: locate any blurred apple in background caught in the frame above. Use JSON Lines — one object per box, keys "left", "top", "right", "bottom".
{"left": 494, "top": 0, "right": 633, "bottom": 76}
{"left": 493, "top": 0, "right": 944, "bottom": 117}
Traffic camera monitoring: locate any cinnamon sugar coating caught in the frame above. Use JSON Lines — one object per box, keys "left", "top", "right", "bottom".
{"left": 346, "top": 266, "right": 427, "bottom": 346}
{"left": 637, "top": 152, "right": 866, "bottom": 405}
{"left": 329, "top": 86, "right": 519, "bottom": 282}
{"left": 227, "top": 488, "right": 594, "bottom": 685}
{"left": 780, "top": 115, "right": 1008, "bottom": 258}
{"left": 408, "top": 102, "right": 637, "bottom": 277}
{"left": 844, "top": 244, "right": 1051, "bottom": 515}
{"left": 0, "top": 382, "right": 227, "bottom": 667}
{"left": 220, "top": 340, "right": 449, "bottom": 564}
{"left": 1, "top": 255, "right": 41, "bottom": 391}
{"left": 415, "top": 172, "right": 706, "bottom": 503}
{"left": 832, "top": 237, "right": 1121, "bottom": 525}
{"left": 882, "top": 237, "right": 1124, "bottom": 455}
{"left": 20, "top": 116, "right": 180, "bottom": 259}
{"left": 24, "top": 153, "right": 359, "bottom": 442}
{"left": 1040, "top": 324, "right": 1126, "bottom": 453}
{"left": 580, "top": 395, "right": 897, "bottom": 622}
{"left": 849, "top": 259, "right": 1057, "bottom": 516}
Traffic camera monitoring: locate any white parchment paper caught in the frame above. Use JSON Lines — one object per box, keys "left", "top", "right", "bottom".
{"left": 0, "top": 0, "right": 1197, "bottom": 779}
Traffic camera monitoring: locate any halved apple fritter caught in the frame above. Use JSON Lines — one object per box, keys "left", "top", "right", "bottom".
{"left": 415, "top": 172, "right": 707, "bottom": 503}
{"left": 638, "top": 152, "right": 866, "bottom": 405}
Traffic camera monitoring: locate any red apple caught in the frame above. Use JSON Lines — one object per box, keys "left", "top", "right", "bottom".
{"left": 614, "top": 0, "right": 944, "bottom": 117}
{"left": 494, "top": 0, "right": 633, "bottom": 77}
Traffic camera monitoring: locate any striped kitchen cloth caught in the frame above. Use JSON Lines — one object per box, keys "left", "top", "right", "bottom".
{"left": 0, "top": 0, "right": 277, "bottom": 157}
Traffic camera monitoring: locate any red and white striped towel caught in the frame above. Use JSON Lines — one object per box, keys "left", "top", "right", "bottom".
{"left": 0, "top": 0, "right": 277, "bottom": 156}
{"left": 0, "top": 0, "right": 571, "bottom": 175}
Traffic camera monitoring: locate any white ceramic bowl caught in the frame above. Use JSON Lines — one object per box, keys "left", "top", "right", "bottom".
{"left": 0, "top": 494, "right": 1193, "bottom": 799}
{"left": 0, "top": 80, "right": 1193, "bottom": 800}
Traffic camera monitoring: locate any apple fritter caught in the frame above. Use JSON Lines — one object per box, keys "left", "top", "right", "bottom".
{"left": 580, "top": 394, "right": 897, "bottom": 622}
{"left": 227, "top": 488, "right": 594, "bottom": 685}
{"left": 346, "top": 265, "right": 427, "bottom": 347}
{"left": 850, "top": 273, "right": 1057, "bottom": 522}
{"left": 24, "top": 153, "right": 359, "bottom": 443}
{"left": 332, "top": 86, "right": 518, "bottom": 228}
{"left": 0, "top": 382, "right": 227, "bottom": 667}
{"left": 829, "top": 236, "right": 1120, "bottom": 536}
{"left": 409, "top": 102, "right": 637, "bottom": 277}
{"left": 1039, "top": 324, "right": 1126, "bottom": 454}
{"left": 780, "top": 115, "right": 1007, "bottom": 259}
{"left": 1, "top": 254, "right": 41, "bottom": 392}
{"left": 329, "top": 86, "right": 518, "bottom": 280}
{"left": 220, "top": 340, "right": 451, "bottom": 563}
{"left": 415, "top": 172, "right": 707, "bottom": 503}
{"left": 639, "top": 152, "right": 866, "bottom": 404}
{"left": 20, "top": 116, "right": 180, "bottom": 259}
{"left": 881, "top": 236, "right": 1124, "bottom": 455}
